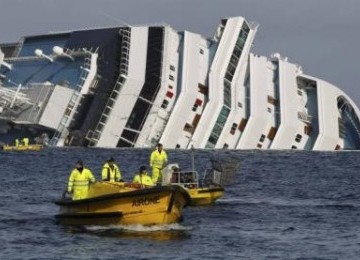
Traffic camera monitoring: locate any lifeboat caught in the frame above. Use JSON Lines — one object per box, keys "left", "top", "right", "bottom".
{"left": 2, "top": 144, "right": 43, "bottom": 151}
{"left": 54, "top": 182, "right": 191, "bottom": 226}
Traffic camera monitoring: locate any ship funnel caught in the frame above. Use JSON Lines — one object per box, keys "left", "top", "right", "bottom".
{"left": 53, "top": 46, "right": 74, "bottom": 61}
{"left": 35, "top": 49, "right": 54, "bottom": 62}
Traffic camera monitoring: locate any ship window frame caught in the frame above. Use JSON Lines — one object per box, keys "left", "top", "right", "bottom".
{"left": 259, "top": 134, "right": 266, "bottom": 142}
{"left": 161, "top": 99, "right": 169, "bottom": 109}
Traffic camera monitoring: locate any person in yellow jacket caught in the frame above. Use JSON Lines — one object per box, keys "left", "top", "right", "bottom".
{"left": 22, "top": 137, "right": 29, "bottom": 147}
{"left": 101, "top": 157, "right": 122, "bottom": 182}
{"left": 133, "top": 166, "right": 154, "bottom": 186}
{"left": 67, "top": 160, "right": 95, "bottom": 200}
{"left": 150, "top": 143, "right": 168, "bottom": 183}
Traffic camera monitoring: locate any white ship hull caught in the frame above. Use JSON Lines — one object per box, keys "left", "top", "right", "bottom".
{"left": 0, "top": 17, "right": 359, "bottom": 150}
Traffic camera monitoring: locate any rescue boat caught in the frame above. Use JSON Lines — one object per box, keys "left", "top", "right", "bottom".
{"left": 2, "top": 144, "right": 43, "bottom": 151}
{"left": 161, "top": 158, "right": 239, "bottom": 206}
{"left": 54, "top": 182, "right": 191, "bottom": 226}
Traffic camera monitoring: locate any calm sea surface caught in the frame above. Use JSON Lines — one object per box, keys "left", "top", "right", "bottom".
{"left": 0, "top": 148, "right": 359, "bottom": 260}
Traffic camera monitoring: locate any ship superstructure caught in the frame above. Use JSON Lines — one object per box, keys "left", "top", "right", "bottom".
{"left": 1, "top": 16, "right": 359, "bottom": 150}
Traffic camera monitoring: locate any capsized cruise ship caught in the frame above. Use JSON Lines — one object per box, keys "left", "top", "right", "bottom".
{"left": 1, "top": 16, "right": 360, "bottom": 150}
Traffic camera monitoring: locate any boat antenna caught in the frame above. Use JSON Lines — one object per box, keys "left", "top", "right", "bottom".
{"left": 191, "top": 144, "right": 195, "bottom": 172}
{"left": 185, "top": 136, "right": 196, "bottom": 172}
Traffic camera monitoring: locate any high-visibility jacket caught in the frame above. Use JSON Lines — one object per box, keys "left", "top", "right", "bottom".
{"left": 101, "top": 163, "right": 121, "bottom": 182}
{"left": 23, "top": 138, "right": 29, "bottom": 146}
{"left": 133, "top": 173, "right": 154, "bottom": 186}
{"left": 67, "top": 167, "right": 95, "bottom": 200}
{"left": 150, "top": 149, "right": 168, "bottom": 169}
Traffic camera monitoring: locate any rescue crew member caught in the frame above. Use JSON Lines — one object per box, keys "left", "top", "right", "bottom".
{"left": 15, "top": 139, "right": 19, "bottom": 147}
{"left": 22, "top": 137, "right": 29, "bottom": 146}
{"left": 67, "top": 160, "right": 95, "bottom": 200}
{"left": 150, "top": 143, "right": 168, "bottom": 183}
{"left": 101, "top": 157, "right": 122, "bottom": 182}
{"left": 133, "top": 166, "right": 154, "bottom": 186}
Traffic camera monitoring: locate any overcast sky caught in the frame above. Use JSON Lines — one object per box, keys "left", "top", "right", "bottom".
{"left": 1, "top": 0, "right": 359, "bottom": 105}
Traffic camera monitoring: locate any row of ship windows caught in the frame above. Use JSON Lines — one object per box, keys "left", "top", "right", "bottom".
{"left": 182, "top": 122, "right": 308, "bottom": 149}
{"left": 161, "top": 92, "right": 203, "bottom": 118}
{"left": 167, "top": 48, "right": 206, "bottom": 82}
{"left": 294, "top": 144, "right": 340, "bottom": 150}
{"left": 260, "top": 133, "right": 303, "bottom": 143}
{"left": 161, "top": 88, "right": 175, "bottom": 109}
{"left": 257, "top": 132, "right": 304, "bottom": 149}
{"left": 169, "top": 65, "right": 176, "bottom": 81}
{"left": 179, "top": 128, "right": 307, "bottom": 150}
{"left": 178, "top": 126, "right": 310, "bottom": 150}
{"left": 234, "top": 97, "right": 277, "bottom": 113}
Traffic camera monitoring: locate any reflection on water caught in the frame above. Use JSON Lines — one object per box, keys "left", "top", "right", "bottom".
{"left": 63, "top": 223, "right": 193, "bottom": 241}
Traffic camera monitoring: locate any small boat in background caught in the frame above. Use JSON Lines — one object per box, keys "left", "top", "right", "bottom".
{"left": 2, "top": 144, "right": 43, "bottom": 151}
{"left": 54, "top": 182, "right": 191, "bottom": 226}
{"left": 161, "top": 157, "right": 239, "bottom": 206}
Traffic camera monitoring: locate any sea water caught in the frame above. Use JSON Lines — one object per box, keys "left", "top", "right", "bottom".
{"left": 0, "top": 148, "right": 359, "bottom": 259}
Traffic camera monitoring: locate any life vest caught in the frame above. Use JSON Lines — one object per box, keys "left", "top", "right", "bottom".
{"left": 133, "top": 173, "right": 154, "bottom": 186}
{"left": 101, "top": 163, "right": 121, "bottom": 182}
{"left": 67, "top": 167, "right": 95, "bottom": 200}
{"left": 150, "top": 150, "right": 168, "bottom": 169}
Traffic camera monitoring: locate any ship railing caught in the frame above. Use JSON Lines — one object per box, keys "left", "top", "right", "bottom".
{"left": 49, "top": 49, "right": 95, "bottom": 146}
{"left": 48, "top": 92, "right": 80, "bottom": 146}
{"left": 0, "top": 81, "right": 40, "bottom": 123}
{"left": 0, "top": 86, "right": 33, "bottom": 114}
{"left": 5, "top": 56, "right": 50, "bottom": 62}
{"left": 87, "top": 73, "right": 128, "bottom": 145}
{"left": 0, "top": 86, "right": 30, "bottom": 103}
{"left": 119, "top": 27, "right": 131, "bottom": 75}
{"left": 88, "top": 28, "right": 131, "bottom": 146}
